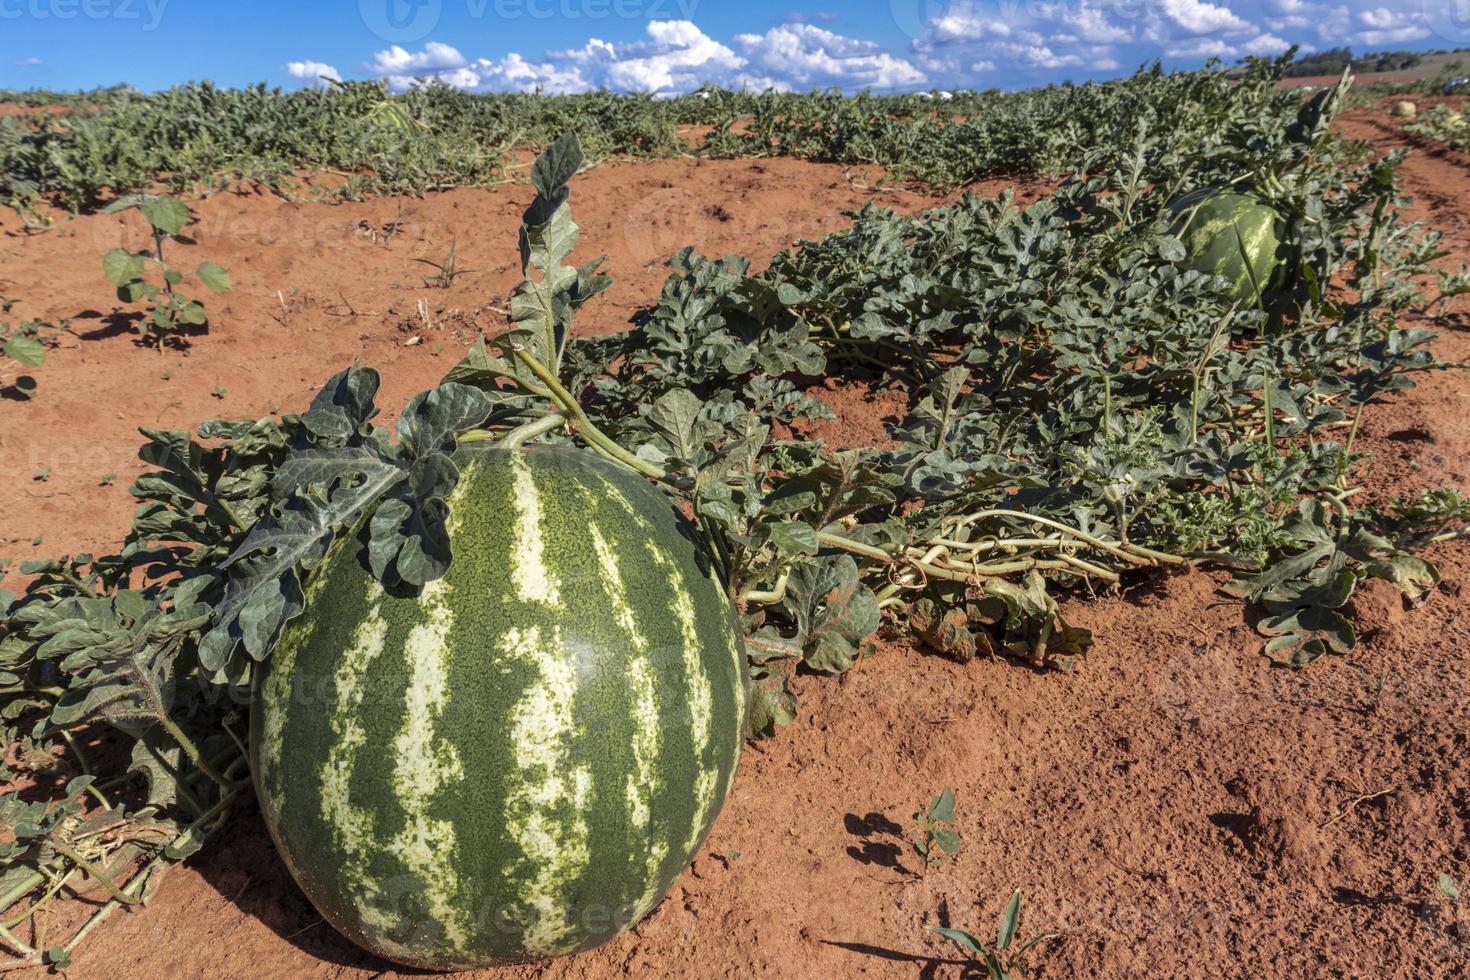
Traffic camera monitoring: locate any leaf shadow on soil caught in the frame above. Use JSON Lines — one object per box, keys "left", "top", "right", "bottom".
{"left": 0, "top": 380, "right": 37, "bottom": 401}
{"left": 70, "top": 308, "right": 206, "bottom": 350}
{"left": 842, "top": 811, "right": 914, "bottom": 875}
{"left": 1331, "top": 886, "right": 1433, "bottom": 918}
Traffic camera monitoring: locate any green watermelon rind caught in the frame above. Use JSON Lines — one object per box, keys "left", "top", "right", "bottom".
{"left": 1168, "top": 188, "right": 1285, "bottom": 306}
{"left": 249, "top": 445, "right": 747, "bottom": 970}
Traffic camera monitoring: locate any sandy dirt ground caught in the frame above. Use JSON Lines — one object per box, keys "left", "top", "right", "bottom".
{"left": 1, "top": 104, "right": 1468, "bottom": 978}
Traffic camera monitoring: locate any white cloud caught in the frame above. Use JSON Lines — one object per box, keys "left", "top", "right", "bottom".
{"left": 351, "top": 20, "right": 924, "bottom": 96}
{"left": 18, "top": 57, "right": 42, "bottom": 67}
{"left": 376, "top": 51, "right": 591, "bottom": 94}
{"left": 556, "top": 20, "right": 745, "bottom": 94}
{"left": 901, "top": 0, "right": 1450, "bottom": 87}
{"left": 1242, "top": 33, "right": 1293, "bottom": 55}
{"left": 369, "top": 41, "right": 467, "bottom": 76}
{"left": 1360, "top": 6, "right": 1412, "bottom": 29}
{"left": 1156, "top": 0, "right": 1251, "bottom": 34}
{"left": 1258, "top": 0, "right": 1435, "bottom": 48}
{"left": 1166, "top": 37, "right": 1241, "bottom": 59}
{"left": 1354, "top": 7, "right": 1432, "bottom": 46}
{"left": 283, "top": 60, "right": 341, "bottom": 88}
{"left": 1062, "top": 5, "right": 1133, "bottom": 45}
{"left": 733, "top": 23, "right": 926, "bottom": 90}
{"left": 927, "top": 4, "right": 1016, "bottom": 43}
{"left": 479, "top": 53, "right": 592, "bottom": 94}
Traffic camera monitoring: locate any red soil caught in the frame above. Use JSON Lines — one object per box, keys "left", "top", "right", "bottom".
{"left": 1, "top": 105, "right": 1468, "bottom": 978}
{"left": 1281, "top": 72, "right": 1419, "bottom": 89}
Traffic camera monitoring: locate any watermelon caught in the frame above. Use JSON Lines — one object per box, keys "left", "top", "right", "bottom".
{"left": 1167, "top": 188, "right": 1284, "bottom": 306}
{"left": 249, "top": 445, "right": 747, "bottom": 970}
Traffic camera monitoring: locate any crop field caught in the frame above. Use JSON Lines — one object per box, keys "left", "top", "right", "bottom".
{"left": 1, "top": 55, "right": 1470, "bottom": 977}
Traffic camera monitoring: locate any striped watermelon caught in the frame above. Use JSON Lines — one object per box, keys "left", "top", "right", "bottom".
{"left": 249, "top": 445, "right": 747, "bottom": 970}
{"left": 1167, "top": 188, "right": 1284, "bottom": 305}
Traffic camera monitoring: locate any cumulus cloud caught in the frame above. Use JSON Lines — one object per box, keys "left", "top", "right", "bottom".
{"left": 378, "top": 52, "right": 591, "bottom": 95}
{"left": 347, "top": 20, "right": 925, "bottom": 97}
{"left": 1354, "top": 7, "right": 1432, "bottom": 46}
{"left": 733, "top": 23, "right": 926, "bottom": 90}
{"left": 283, "top": 60, "right": 341, "bottom": 88}
{"left": 927, "top": 4, "right": 1018, "bottom": 44}
{"left": 1259, "top": 1, "right": 1434, "bottom": 49}
{"left": 1242, "top": 33, "right": 1294, "bottom": 55}
{"left": 369, "top": 41, "right": 467, "bottom": 76}
{"left": 1155, "top": 0, "right": 1251, "bottom": 35}
{"left": 554, "top": 20, "right": 746, "bottom": 94}
{"left": 1061, "top": 6, "right": 1133, "bottom": 45}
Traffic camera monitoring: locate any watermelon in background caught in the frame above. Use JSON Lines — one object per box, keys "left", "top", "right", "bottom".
{"left": 250, "top": 445, "right": 747, "bottom": 970}
{"left": 1167, "top": 188, "right": 1285, "bottom": 306}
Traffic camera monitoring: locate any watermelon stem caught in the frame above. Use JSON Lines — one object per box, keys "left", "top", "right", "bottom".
{"left": 1338, "top": 405, "right": 1364, "bottom": 490}
{"left": 500, "top": 412, "right": 567, "bottom": 449}
{"left": 45, "top": 839, "right": 144, "bottom": 906}
{"left": 811, "top": 507, "right": 1195, "bottom": 597}
{"left": 741, "top": 571, "right": 789, "bottom": 605}
{"left": 159, "top": 714, "right": 236, "bottom": 794}
{"left": 508, "top": 344, "right": 684, "bottom": 485}
{"left": 58, "top": 781, "right": 245, "bottom": 960}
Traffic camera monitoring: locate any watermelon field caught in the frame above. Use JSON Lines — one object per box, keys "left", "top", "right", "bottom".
{"left": 2, "top": 55, "right": 1470, "bottom": 977}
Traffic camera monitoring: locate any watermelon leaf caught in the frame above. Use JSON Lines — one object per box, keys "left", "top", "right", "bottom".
{"left": 396, "top": 383, "right": 492, "bottom": 460}
{"left": 777, "top": 555, "right": 880, "bottom": 674}
{"left": 301, "top": 364, "right": 383, "bottom": 444}
{"left": 743, "top": 661, "right": 797, "bottom": 739}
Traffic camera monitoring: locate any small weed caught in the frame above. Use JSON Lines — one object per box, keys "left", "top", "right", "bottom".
{"left": 417, "top": 237, "right": 474, "bottom": 288}
{"left": 31, "top": 467, "right": 50, "bottom": 482}
{"left": 912, "top": 789, "right": 961, "bottom": 871}
{"left": 929, "top": 890, "right": 1058, "bottom": 980}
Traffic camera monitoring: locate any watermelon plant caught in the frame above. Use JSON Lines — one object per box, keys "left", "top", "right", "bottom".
{"left": 0, "top": 53, "right": 1328, "bottom": 211}
{"left": 102, "top": 194, "right": 231, "bottom": 346}
{"left": 1, "top": 65, "right": 1469, "bottom": 970}
{"left": 1404, "top": 103, "right": 1470, "bottom": 150}
{"left": 0, "top": 306, "right": 65, "bottom": 399}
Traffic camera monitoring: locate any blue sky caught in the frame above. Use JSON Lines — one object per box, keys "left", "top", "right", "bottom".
{"left": 2, "top": 1, "right": 1465, "bottom": 94}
